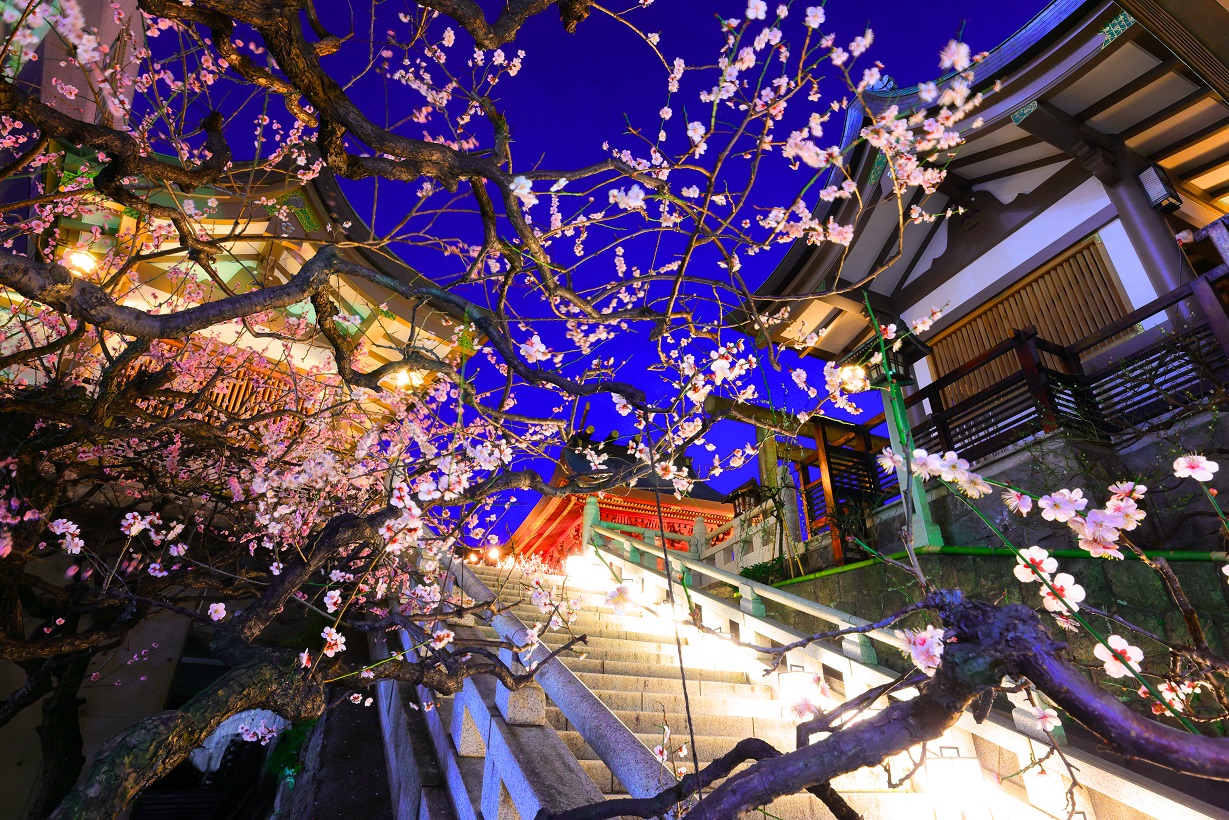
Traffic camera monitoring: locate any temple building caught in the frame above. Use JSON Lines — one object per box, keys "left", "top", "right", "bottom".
{"left": 508, "top": 433, "right": 734, "bottom": 567}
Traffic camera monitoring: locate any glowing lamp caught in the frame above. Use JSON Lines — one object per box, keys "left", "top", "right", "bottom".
{"left": 837, "top": 335, "right": 918, "bottom": 388}
{"left": 395, "top": 370, "right": 425, "bottom": 389}
{"left": 487, "top": 547, "right": 501, "bottom": 562}
{"left": 919, "top": 751, "right": 993, "bottom": 820}
{"left": 65, "top": 251, "right": 96, "bottom": 275}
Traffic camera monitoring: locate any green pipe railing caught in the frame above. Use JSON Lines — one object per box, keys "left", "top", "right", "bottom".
{"left": 772, "top": 545, "right": 1229, "bottom": 588}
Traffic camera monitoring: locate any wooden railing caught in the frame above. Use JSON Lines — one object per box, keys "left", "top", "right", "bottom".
{"left": 863, "top": 259, "right": 1229, "bottom": 465}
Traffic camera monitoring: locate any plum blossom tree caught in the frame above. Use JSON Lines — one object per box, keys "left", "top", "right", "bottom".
{"left": 0, "top": 1, "right": 1226, "bottom": 819}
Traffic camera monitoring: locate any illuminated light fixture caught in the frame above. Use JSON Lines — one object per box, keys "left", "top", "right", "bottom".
{"left": 837, "top": 332, "right": 925, "bottom": 388}
{"left": 1137, "top": 163, "right": 1181, "bottom": 213}
{"left": 395, "top": 369, "right": 425, "bottom": 389}
{"left": 918, "top": 748, "right": 993, "bottom": 820}
{"left": 487, "top": 547, "right": 501, "bottom": 562}
{"left": 65, "top": 250, "right": 96, "bottom": 275}
{"left": 838, "top": 364, "right": 866, "bottom": 383}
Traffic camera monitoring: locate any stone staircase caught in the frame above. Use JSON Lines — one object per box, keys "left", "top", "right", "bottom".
{"left": 464, "top": 563, "right": 872, "bottom": 819}
{"left": 378, "top": 550, "right": 1229, "bottom": 820}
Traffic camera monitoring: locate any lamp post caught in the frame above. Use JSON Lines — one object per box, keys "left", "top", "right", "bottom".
{"left": 856, "top": 297, "right": 942, "bottom": 550}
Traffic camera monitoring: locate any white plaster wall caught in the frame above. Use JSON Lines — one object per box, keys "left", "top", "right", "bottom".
{"left": 903, "top": 176, "right": 1113, "bottom": 322}
{"left": 1097, "top": 219, "right": 1164, "bottom": 330}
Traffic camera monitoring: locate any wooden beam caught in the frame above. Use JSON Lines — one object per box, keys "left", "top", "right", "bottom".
{"left": 1116, "top": 88, "right": 1217, "bottom": 141}
{"left": 893, "top": 163, "right": 1092, "bottom": 309}
{"left": 1203, "top": 179, "right": 1229, "bottom": 201}
{"left": 1152, "top": 115, "right": 1229, "bottom": 162}
{"left": 1181, "top": 150, "right": 1229, "bottom": 182}
{"left": 972, "top": 154, "right": 1070, "bottom": 185}
{"left": 1113, "top": 0, "right": 1229, "bottom": 107}
{"left": 946, "top": 136, "right": 1042, "bottom": 171}
{"left": 1076, "top": 57, "right": 1179, "bottom": 121}
{"left": 811, "top": 420, "right": 842, "bottom": 564}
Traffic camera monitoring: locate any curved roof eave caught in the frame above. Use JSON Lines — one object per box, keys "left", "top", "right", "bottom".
{"left": 757, "top": 0, "right": 1108, "bottom": 300}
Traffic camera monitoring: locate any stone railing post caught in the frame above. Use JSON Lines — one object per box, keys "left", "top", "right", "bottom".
{"left": 581, "top": 495, "right": 601, "bottom": 556}
{"left": 689, "top": 515, "right": 707, "bottom": 559}
{"left": 841, "top": 634, "right": 877, "bottom": 665}
{"left": 495, "top": 647, "right": 546, "bottom": 726}
{"left": 737, "top": 583, "right": 765, "bottom": 616}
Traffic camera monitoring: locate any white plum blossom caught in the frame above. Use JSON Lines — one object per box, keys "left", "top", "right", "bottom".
{"left": 121, "top": 512, "right": 147, "bottom": 536}
{"left": 430, "top": 629, "right": 455, "bottom": 650}
{"left": 390, "top": 482, "right": 414, "bottom": 508}
{"left": 939, "top": 40, "right": 972, "bottom": 72}
{"left": 686, "top": 122, "right": 706, "bottom": 144}
{"left": 1040, "top": 573, "right": 1085, "bottom": 613}
{"left": 898, "top": 625, "right": 945, "bottom": 676}
{"left": 1014, "top": 546, "right": 1057, "bottom": 583}
{"left": 1108, "top": 481, "right": 1147, "bottom": 500}
{"left": 1002, "top": 490, "right": 1033, "bottom": 516}
{"left": 321, "top": 626, "right": 347, "bottom": 657}
{"left": 876, "top": 448, "right": 904, "bottom": 473}
{"left": 208, "top": 603, "right": 227, "bottom": 621}
{"left": 519, "top": 334, "right": 551, "bottom": 363}
{"left": 509, "top": 176, "right": 537, "bottom": 208}
{"left": 1094, "top": 635, "right": 1143, "bottom": 678}
{"left": 609, "top": 184, "right": 647, "bottom": 210}
{"left": 745, "top": 0, "right": 767, "bottom": 20}
{"left": 1173, "top": 454, "right": 1219, "bottom": 482}
{"left": 324, "top": 590, "right": 342, "bottom": 613}
{"left": 605, "top": 585, "right": 634, "bottom": 615}
{"left": 1038, "top": 489, "right": 1087, "bottom": 523}
{"left": 804, "top": 6, "right": 824, "bottom": 28}
{"left": 1032, "top": 706, "right": 1061, "bottom": 732}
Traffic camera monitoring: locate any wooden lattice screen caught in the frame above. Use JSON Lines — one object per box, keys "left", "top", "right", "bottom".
{"left": 926, "top": 235, "right": 1132, "bottom": 406}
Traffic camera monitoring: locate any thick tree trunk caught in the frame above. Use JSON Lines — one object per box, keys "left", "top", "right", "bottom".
{"left": 27, "top": 654, "right": 89, "bottom": 819}
{"left": 50, "top": 655, "right": 325, "bottom": 820}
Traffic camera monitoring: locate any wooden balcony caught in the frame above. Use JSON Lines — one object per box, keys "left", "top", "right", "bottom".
{"left": 861, "top": 259, "right": 1229, "bottom": 465}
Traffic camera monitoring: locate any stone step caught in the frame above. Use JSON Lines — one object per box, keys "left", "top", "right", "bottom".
{"left": 504, "top": 601, "right": 673, "bottom": 625}
{"left": 546, "top": 706, "right": 796, "bottom": 740}
{"left": 570, "top": 671, "right": 772, "bottom": 700}
{"left": 531, "top": 639, "right": 761, "bottom": 672}
{"left": 578, "top": 687, "right": 787, "bottom": 719}
{"left": 469, "top": 571, "right": 616, "bottom": 600}
{"left": 534, "top": 631, "right": 692, "bottom": 656}
{"left": 555, "top": 655, "right": 750, "bottom": 685}
{"left": 476, "top": 615, "right": 702, "bottom": 647}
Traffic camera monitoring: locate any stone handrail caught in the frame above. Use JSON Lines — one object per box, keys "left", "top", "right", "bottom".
{"left": 592, "top": 523, "right": 906, "bottom": 652}
{"left": 445, "top": 559, "right": 674, "bottom": 800}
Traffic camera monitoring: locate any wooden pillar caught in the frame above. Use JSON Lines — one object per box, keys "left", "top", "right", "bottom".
{"left": 811, "top": 419, "right": 843, "bottom": 564}
{"left": 1014, "top": 327, "right": 1060, "bottom": 432}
